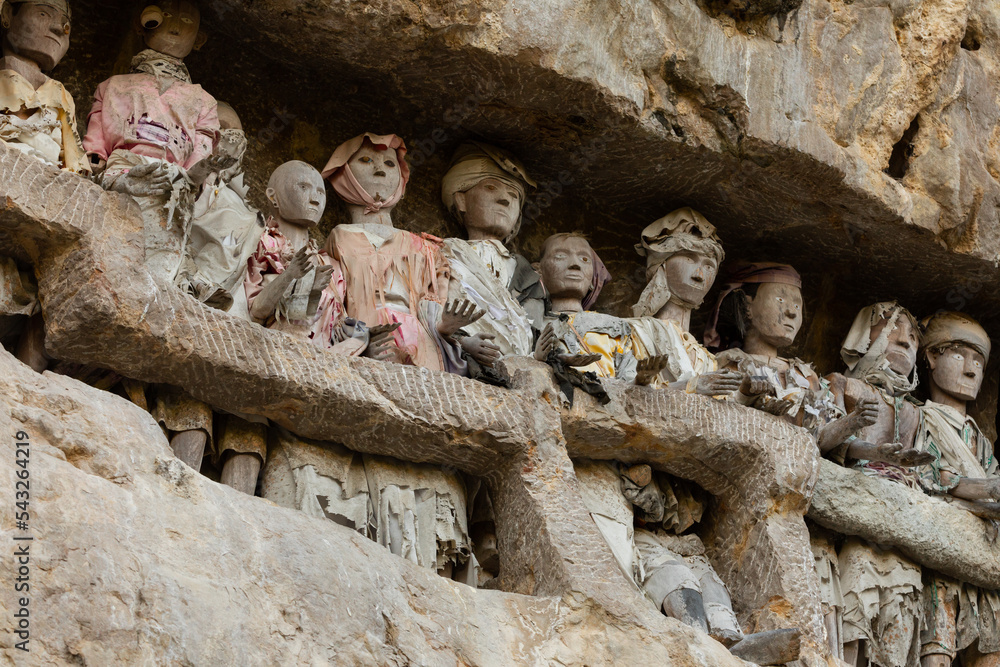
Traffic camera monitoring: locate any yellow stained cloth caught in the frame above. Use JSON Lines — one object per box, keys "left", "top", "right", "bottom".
{"left": 580, "top": 330, "right": 632, "bottom": 379}
{"left": 0, "top": 70, "right": 88, "bottom": 174}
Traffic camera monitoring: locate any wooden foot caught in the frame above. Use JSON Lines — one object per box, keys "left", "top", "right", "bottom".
{"left": 171, "top": 430, "right": 207, "bottom": 471}
{"left": 729, "top": 628, "right": 801, "bottom": 666}
{"left": 15, "top": 313, "right": 48, "bottom": 373}
{"left": 221, "top": 453, "right": 261, "bottom": 496}
{"left": 662, "top": 589, "right": 709, "bottom": 634}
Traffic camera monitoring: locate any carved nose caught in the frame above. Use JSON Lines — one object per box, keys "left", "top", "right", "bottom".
{"left": 691, "top": 273, "right": 704, "bottom": 283}
{"left": 965, "top": 370, "right": 977, "bottom": 378}
{"left": 497, "top": 198, "right": 510, "bottom": 207}
{"left": 373, "top": 170, "right": 386, "bottom": 178}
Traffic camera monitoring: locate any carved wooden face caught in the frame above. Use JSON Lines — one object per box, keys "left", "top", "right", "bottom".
{"left": 4, "top": 3, "right": 71, "bottom": 71}
{"left": 927, "top": 343, "right": 985, "bottom": 403}
{"left": 746, "top": 282, "right": 803, "bottom": 349}
{"left": 870, "top": 314, "right": 918, "bottom": 376}
{"left": 268, "top": 162, "right": 326, "bottom": 227}
{"left": 143, "top": 0, "right": 200, "bottom": 59}
{"left": 660, "top": 250, "right": 718, "bottom": 307}
{"left": 349, "top": 143, "right": 401, "bottom": 204}
{"left": 539, "top": 236, "right": 595, "bottom": 304}
{"left": 455, "top": 177, "right": 521, "bottom": 241}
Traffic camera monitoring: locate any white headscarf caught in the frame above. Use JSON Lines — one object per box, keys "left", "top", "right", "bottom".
{"left": 841, "top": 301, "right": 918, "bottom": 395}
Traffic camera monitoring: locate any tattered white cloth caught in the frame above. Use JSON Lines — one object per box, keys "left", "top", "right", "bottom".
{"left": 443, "top": 238, "right": 534, "bottom": 357}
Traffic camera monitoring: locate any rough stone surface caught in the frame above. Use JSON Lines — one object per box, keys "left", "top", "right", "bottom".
{"left": 809, "top": 458, "right": 1000, "bottom": 590}
{"left": 0, "top": 348, "right": 746, "bottom": 666}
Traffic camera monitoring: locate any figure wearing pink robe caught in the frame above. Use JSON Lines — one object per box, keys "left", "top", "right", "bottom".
{"left": 325, "top": 225, "right": 464, "bottom": 373}
{"left": 245, "top": 223, "right": 355, "bottom": 352}
{"left": 83, "top": 52, "right": 218, "bottom": 170}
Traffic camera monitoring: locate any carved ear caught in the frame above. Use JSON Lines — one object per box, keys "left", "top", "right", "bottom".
{"left": 453, "top": 191, "right": 467, "bottom": 215}
{"left": 265, "top": 186, "right": 278, "bottom": 209}
{"left": 531, "top": 261, "right": 542, "bottom": 274}
{"left": 193, "top": 29, "right": 208, "bottom": 51}
{"left": 1, "top": 2, "right": 13, "bottom": 31}
{"left": 925, "top": 349, "right": 939, "bottom": 371}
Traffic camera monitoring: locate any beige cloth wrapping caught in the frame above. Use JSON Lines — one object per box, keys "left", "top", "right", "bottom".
{"left": 922, "top": 575, "right": 1000, "bottom": 660}
{"left": 914, "top": 402, "right": 1000, "bottom": 657}
{"left": 182, "top": 173, "right": 263, "bottom": 320}
{"left": 837, "top": 537, "right": 923, "bottom": 667}
{"left": 574, "top": 460, "right": 742, "bottom": 642}
{"left": 575, "top": 460, "right": 641, "bottom": 582}
{"left": 150, "top": 385, "right": 213, "bottom": 451}
{"left": 443, "top": 238, "right": 534, "bottom": 357}
{"left": 0, "top": 69, "right": 89, "bottom": 174}
{"left": 263, "top": 430, "right": 474, "bottom": 579}
{"left": 635, "top": 529, "right": 743, "bottom": 643}
{"left": 630, "top": 317, "right": 718, "bottom": 385}
{"left": 914, "top": 401, "right": 998, "bottom": 495}
{"left": 810, "top": 531, "right": 845, "bottom": 654}
{"left": 102, "top": 150, "right": 196, "bottom": 285}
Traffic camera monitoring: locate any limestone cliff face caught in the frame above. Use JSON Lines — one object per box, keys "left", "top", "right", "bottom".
{"left": 0, "top": 348, "right": 746, "bottom": 666}
{"left": 3, "top": 0, "right": 1000, "bottom": 664}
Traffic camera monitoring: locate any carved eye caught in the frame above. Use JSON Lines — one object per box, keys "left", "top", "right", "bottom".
{"left": 974, "top": 359, "right": 983, "bottom": 369}
{"left": 952, "top": 353, "right": 964, "bottom": 361}
{"left": 181, "top": 17, "right": 194, "bottom": 24}
{"left": 384, "top": 159, "right": 396, "bottom": 168}
{"left": 359, "top": 156, "right": 372, "bottom": 163}
{"left": 508, "top": 190, "right": 520, "bottom": 200}
{"left": 163, "top": 12, "right": 173, "bottom": 18}
{"left": 776, "top": 297, "right": 784, "bottom": 304}
{"left": 580, "top": 255, "right": 591, "bottom": 263}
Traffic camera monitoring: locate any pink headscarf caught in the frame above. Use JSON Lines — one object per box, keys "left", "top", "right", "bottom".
{"left": 703, "top": 262, "right": 802, "bottom": 348}
{"left": 321, "top": 133, "right": 410, "bottom": 215}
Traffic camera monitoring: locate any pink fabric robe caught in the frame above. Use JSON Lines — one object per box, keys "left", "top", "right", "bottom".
{"left": 324, "top": 225, "right": 455, "bottom": 372}
{"left": 245, "top": 225, "right": 349, "bottom": 350}
{"left": 83, "top": 73, "right": 218, "bottom": 170}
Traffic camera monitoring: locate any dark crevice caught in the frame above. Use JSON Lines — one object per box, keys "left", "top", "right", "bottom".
{"left": 962, "top": 23, "right": 982, "bottom": 51}
{"left": 885, "top": 116, "right": 920, "bottom": 180}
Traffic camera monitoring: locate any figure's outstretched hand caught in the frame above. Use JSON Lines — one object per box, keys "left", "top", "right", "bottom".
{"left": 740, "top": 374, "right": 773, "bottom": 397}
{"left": 364, "top": 323, "right": 404, "bottom": 363}
{"left": 116, "top": 162, "right": 172, "bottom": 197}
{"left": 437, "top": 299, "right": 485, "bottom": 337}
{"left": 557, "top": 352, "right": 603, "bottom": 367}
{"left": 311, "top": 264, "right": 335, "bottom": 293}
{"left": 694, "top": 370, "right": 744, "bottom": 396}
{"left": 535, "top": 323, "right": 558, "bottom": 362}
{"left": 872, "top": 442, "right": 935, "bottom": 467}
{"left": 462, "top": 334, "right": 502, "bottom": 368}
{"left": 285, "top": 246, "right": 314, "bottom": 281}
{"left": 760, "top": 397, "right": 797, "bottom": 416}
{"left": 845, "top": 397, "right": 880, "bottom": 433}
{"left": 188, "top": 154, "right": 238, "bottom": 186}
{"left": 636, "top": 355, "right": 669, "bottom": 386}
